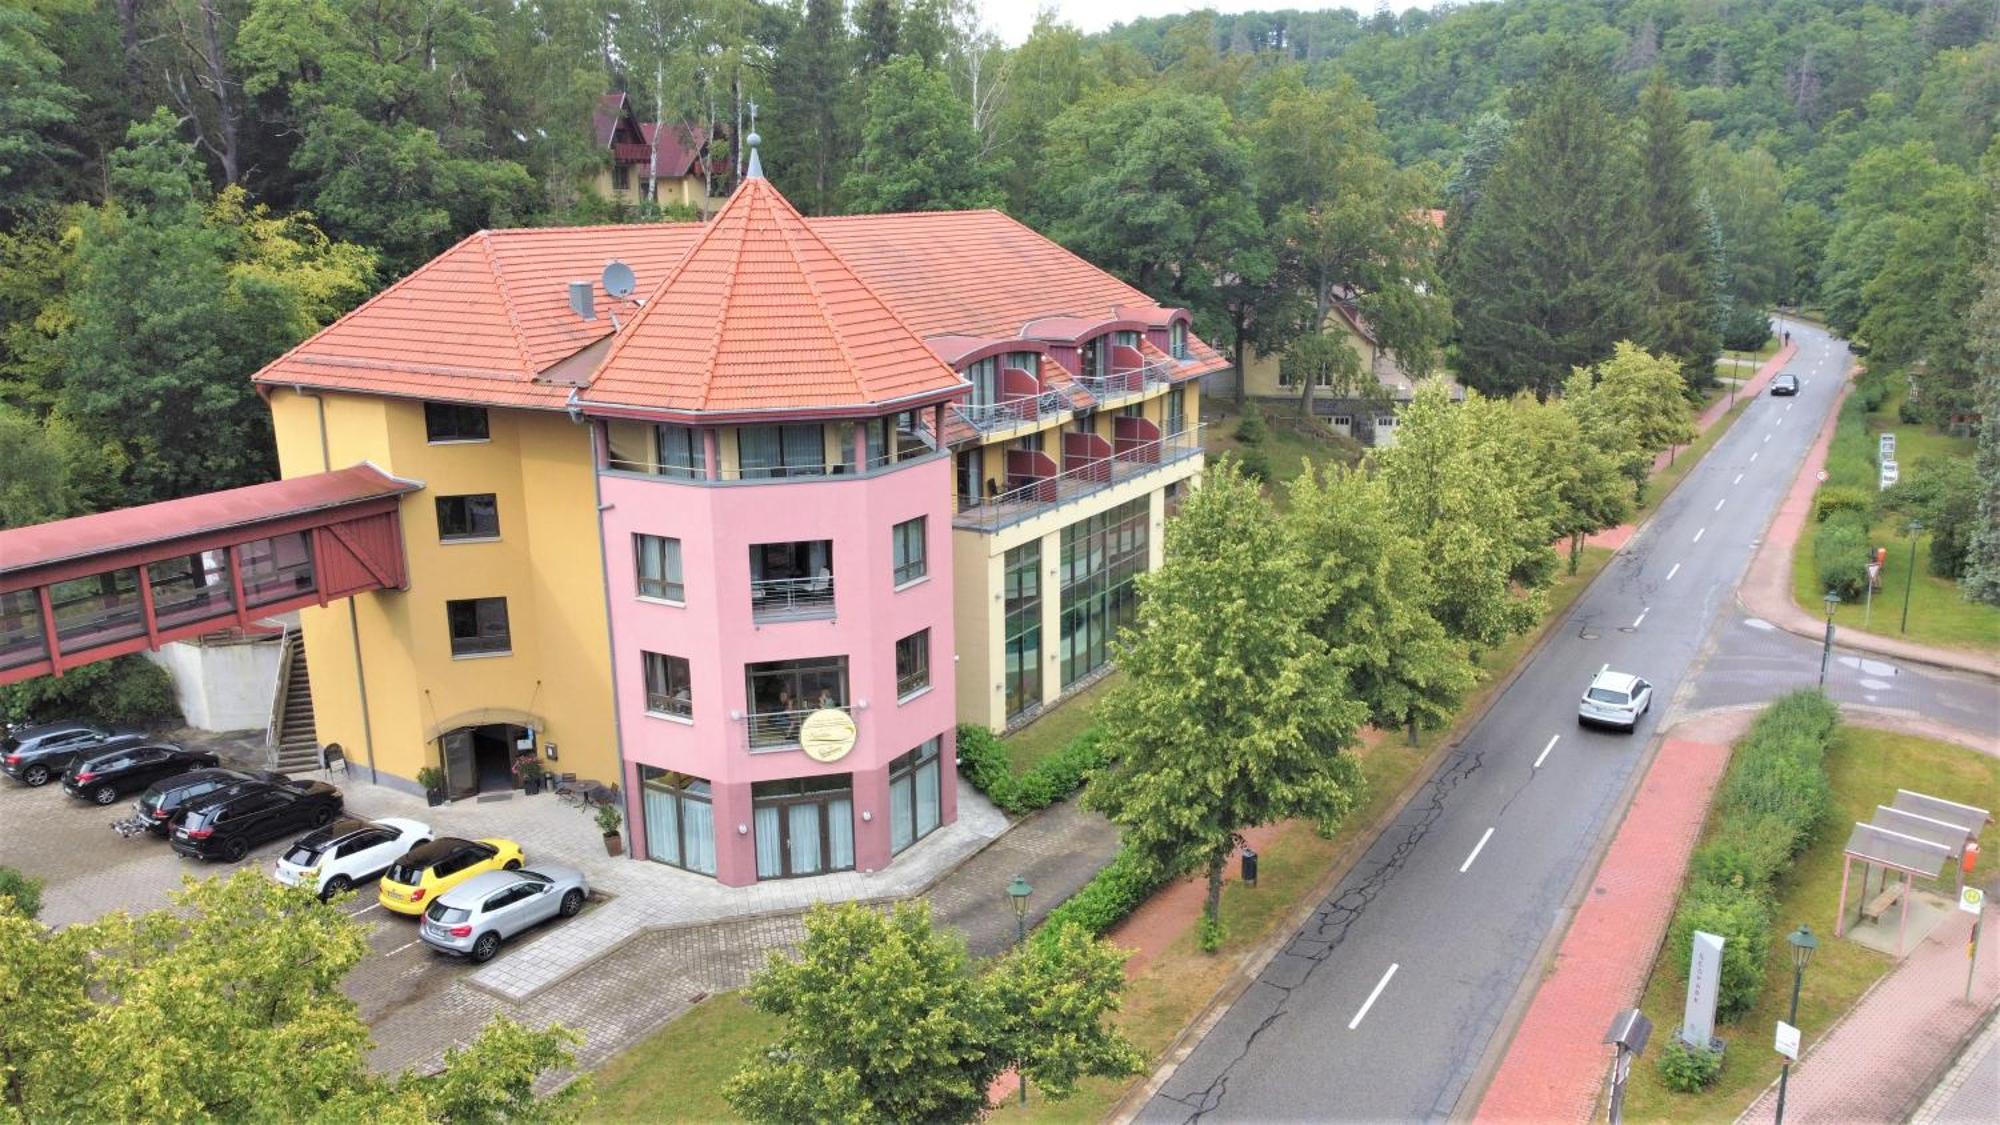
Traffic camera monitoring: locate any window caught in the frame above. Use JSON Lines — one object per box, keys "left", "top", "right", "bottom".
{"left": 446, "top": 597, "right": 510, "bottom": 656}
{"left": 424, "top": 402, "right": 489, "bottom": 442}
{"left": 612, "top": 162, "right": 631, "bottom": 190}
{"left": 1058, "top": 499, "right": 1149, "bottom": 688}
{"left": 964, "top": 356, "right": 999, "bottom": 406}
{"left": 436, "top": 494, "right": 500, "bottom": 541}
{"left": 656, "top": 425, "right": 703, "bottom": 479}
{"left": 640, "top": 769, "right": 716, "bottom": 875}
{"left": 1170, "top": 321, "right": 1188, "bottom": 360}
{"left": 1331, "top": 415, "right": 1353, "bottom": 428}
{"left": 863, "top": 412, "right": 928, "bottom": 467}
{"left": 1376, "top": 416, "right": 1397, "bottom": 428}
{"left": 738, "top": 424, "right": 825, "bottom": 478}
{"left": 752, "top": 775, "right": 854, "bottom": 878}
{"left": 895, "top": 630, "right": 930, "bottom": 699}
{"left": 1166, "top": 389, "right": 1187, "bottom": 436}
{"left": 1081, "top": 335, "right": 1109, "bottom": 378}
{"left": 1113, "top": 329, "right": 1140, "bottom": 348}
{"left": 746, "top": 657, "right": 848, "bottom": 748}
{"left": 635, "top": 534, "right": 684, "bottom": 601}
{"left": 892, "top": 517, "right": 927, "bottom": 585}
{"left": 147, "top": 551, "right": 233, "bottom": 630}
{"left": 750, "top": 541, "right": 833, "bottom": 618}
{"left": 888, "top": 738, "right": 942, "bottom": 854}
{"left": 1005, "top": 351, "right": 1041, "bottom": 378}
{"left": 238, "top": 532, "right": 314, "bottom": 607}
{"left": 643, "top": 651, "right": 693, "bottom": 718}
{"left": 1003, "top": 542, "right": 1042, "bottom": 719}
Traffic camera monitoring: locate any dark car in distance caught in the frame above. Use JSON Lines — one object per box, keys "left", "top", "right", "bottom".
{"left": 135, "top": 768, "right": 285, "bottom": 834}
{"left": 1770, "top": 373, "right": 1800, "bottom": 396}
{"left": 170, "top": 778, "right": 343, "bottom": 862}
{"left": 63, "top": 744, "right": 219, "bottom": 805}
{"left": 2, "top": 721, "right": 148, "bottom": 787}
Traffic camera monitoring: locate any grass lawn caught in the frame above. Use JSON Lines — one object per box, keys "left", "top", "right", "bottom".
{"left": 1617, "top": 726, "right": 2000, "bottom": 1122}
{"left": 999, "top": 671, "right": 1124, "bottom": 774}
{"left": 1201, "top": 398, "right": 1366, "bottom": 500}
{"left": 589, "top": 992, "right": 781, "bottom": 1122}
{"left": 1792, "top": 385, "right": 1999, "bottom": 653}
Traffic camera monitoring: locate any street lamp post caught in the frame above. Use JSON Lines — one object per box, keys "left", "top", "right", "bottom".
{"left": 1006, "top": 875, "right": 1033, "bottom": 1107}
{"left": 1772, "top": 925, "right": 1819, "bottom": 1125}
{"left": 1900, "top": 520, "right": 1924, "bottom": 634}
{"left": 1818, "top": 592, "right": 1840, "bottom": 688}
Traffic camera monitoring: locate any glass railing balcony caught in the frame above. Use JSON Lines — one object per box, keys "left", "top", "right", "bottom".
{"left": 747, "top": 704, "right": 853, "bottom": 752}
{"left": 953, "top": 424, "right": 1205, "bottom": 533}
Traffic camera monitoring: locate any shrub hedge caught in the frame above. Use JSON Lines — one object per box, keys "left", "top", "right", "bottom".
{"left": 1668, "top": 692, "right": 1839, "bottom": 1020}
{"left": 955, "top": 723, "right": 1106, "bottom": 817}
{"left": 0, "top": 654, "right": 179, "bottom": 729}
{"left": 1811, "top": 486, "right": 1872, "bottom": 524}
{"left": 1812, "top": 510, "right": 1870, "bottom": 600}
{"left": 1032, "top": 846, "right": 1164, "bottom": 950}
{"left": 1657, "top": 1038, "right": 1724, "bottom": 1092}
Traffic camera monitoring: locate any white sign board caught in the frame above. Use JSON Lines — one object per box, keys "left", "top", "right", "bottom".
{"left": 1962, "top": 887, "right": 1986, "bottom": 915}
{"left": 1880, "top": 461, "right": 1900, "bottom": 490}
{"left": 1681, "top": 931, "right": 1725, "bottom": 1049}
{"left": 1775, "top": 1021, "right": 1800, "bottom": 1061}
{"left": 1880, "top": 433, "right": 1897, "bottom": 458}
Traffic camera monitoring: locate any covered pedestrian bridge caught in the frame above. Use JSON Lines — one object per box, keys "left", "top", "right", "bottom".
{"left": 0, "top": 465, "right": 419, "bottom": 687}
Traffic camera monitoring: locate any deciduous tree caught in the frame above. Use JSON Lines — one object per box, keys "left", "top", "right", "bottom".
{"left": 843, "top": 56, "right": 1003, "bottom": 213}
{"left": 1563, "top": 342, "right": 1698, "bottom": 500}
{"left": 1086, "top": 463, "right": 1367, "bottom": 943}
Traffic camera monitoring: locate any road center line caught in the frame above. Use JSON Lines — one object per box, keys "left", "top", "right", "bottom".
{"left": 1750, "top": 451, "right": 1759, "bottom": 463}
{"left": 1348, "top": 964, "right": 1400, "bottom": 1030}
{"left": 1764, "top": 433, "right": 1773, "bottom": 443}
{"left": 1460, "top": 828, "right": 1496, "bottom": 873}
{"left": 1693, "top": 527, "right": 1706, "bottom": 543}
{"left": 1600, "top": 662, "right": 1610, "bottom": 675}
{"left": 1632, "top": 610, "right": 1648, "bottom": 629}
{"left": 1714, "top": 497, "right": 1727, "bottom": 511}
{"left": 1733, "top": 473, "right": 1744, "bottom": 485}
{"left": 1534, "top": 734, "right": 1559, "bottom": 769}
{"left": 1666, "top": 562, "right": 1681, "bottom": 581}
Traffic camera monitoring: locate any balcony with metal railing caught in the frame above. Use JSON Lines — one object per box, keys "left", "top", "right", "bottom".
{"left": 1074, "top": 359, "right": 1176, "bottom": 406}
{"left": 746, "top": 704, "right": 855, "bottom": 752}
{"left": 952, "top": 423, "right": 1205, "bottom": 533}
{"left": 750, "top": 574, "right": 835, "bottom": 622}
{"left": 952, "top": 389, "right": 1069, "bottom": 435}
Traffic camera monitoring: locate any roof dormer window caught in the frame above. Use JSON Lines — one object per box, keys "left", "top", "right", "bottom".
{"left": 1170, "top": 321, "right": 1188, "bottom": 361}
{"left": 964, "top": 357, "right": 999, "bottom": 407}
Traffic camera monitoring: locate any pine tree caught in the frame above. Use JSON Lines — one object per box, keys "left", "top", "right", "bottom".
{"left": 766, "top": 0, "right": 856, "bottom": 215}
{"left": 855, "top": 0, "right": 900, "bottom": 69}
{"left": 842, "top": 57, "right": 1002, "bottom": 213}
{"left": 1634, "top": 73, "right": 1724, "bottom": 389}
{"left": 1448, "top": 56, "right": 1643, "bottom": 398}
{"left": 1960, "top": 216, "right": 2000, "bottom": 605}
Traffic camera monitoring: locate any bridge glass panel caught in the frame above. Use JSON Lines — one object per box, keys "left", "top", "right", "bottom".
{"left": 51, "top": 568, "right": 145, "bottom": 654}
{"left": 240, "top": 532, "right": 316, "bottom": 607}
{"left": 149, "top": 551, "right": 236, "bottom": 630}
{"left": 0, "top": 590, "right": 46, "bottom": 670}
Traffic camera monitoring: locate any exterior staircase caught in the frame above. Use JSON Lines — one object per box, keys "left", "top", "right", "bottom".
{"left": 269, "top": 629, "right": 319, "bottom": 775}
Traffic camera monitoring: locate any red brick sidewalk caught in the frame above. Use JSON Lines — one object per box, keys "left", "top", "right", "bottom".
{"left": 1474, "top": 726, "right": 1739, "bottom": 1123}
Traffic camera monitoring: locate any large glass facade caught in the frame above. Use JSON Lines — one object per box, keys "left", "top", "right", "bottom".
{"left": 1003, "top": 541, "right": 1042, "bottom": 719}
{"left": 1058, "top": 498, "right": 1148, "bottom": 688}
{"left": 639, "top": 769, "right": 717, "bottom": 875}
{"left": 752, "top": 775, "right": 855, "bottom": 879}
{"left": 888, "top": 738, "right": 942, "bottom": 854}
{"left": 738, "top": 424, "right": 826, "bottom": 478}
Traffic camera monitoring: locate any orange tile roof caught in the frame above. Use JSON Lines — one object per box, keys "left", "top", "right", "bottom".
{"left": 578, "top": 177, "right": 965, "bottom": 416}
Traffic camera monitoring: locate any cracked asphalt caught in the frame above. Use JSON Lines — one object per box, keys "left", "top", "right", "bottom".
{"left": 1141, "top": 323, "right": 1996, "bottom": 1122}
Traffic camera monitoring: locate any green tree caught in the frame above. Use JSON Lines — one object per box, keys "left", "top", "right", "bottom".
{"left": 1961, "top": 214, "right": 2000, "bottom": 606}
{"left": 1448, "top": 55, "right": 1642, "bottom": 397}
{"left": 0, "top": 406, "right": 124, "bottom": 527}
{"left": 1278, "top": 331, "right": 1370, "bottom": 418}
{"left": 1565, "top": 341, "right": 1698, "bottom": 499}
{"left": 990, "top": 15, "right": 1098, "bottom": 213}
{"left": 0, "top": 4, "right": 79, "bottom": 224}
{"left": 1510, "top": 393, "right": 1634, "bottom": 572}
{"left": 1892, "top": 457, "right": 1983, "bottom": 578}
{"left": 0, "top": 872, "right": 585, "bottom": 1121}
{"left": 766, "top": 0, "right": 856, "bottom": 215}
{"left": 843, "top": 56, "right": 1003, "bottom": 213}
{"left": 1037, "top": 88, "right": 1263, "bottom": 318}
{"left": 1634, "top": 74, "right": 1723, "bottom": 385}
{"left": 724, "top": 903, "right": 1139, "bottom": 1123}
{"left": 1086, "top": 463, "right": 1367, "bottom": 942}
{"left": 1375, "top": 381, "right": 1553, "bottom": 649}
{"left": 0, "top": 866, "right": 41, "bottom": 918}
{"left": 1285, "top": 464, "right": 1478, "bottom": 738}
{"left": 856, "top": 0, "right": 901, "bottom": 68}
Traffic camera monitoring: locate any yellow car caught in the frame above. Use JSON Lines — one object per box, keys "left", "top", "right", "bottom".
{"left": 377, "top": 836, "right": 525, "bottom": 915}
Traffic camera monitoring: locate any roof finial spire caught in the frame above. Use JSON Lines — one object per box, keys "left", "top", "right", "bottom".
{"left": 745, "top": 101, "right": 763, "bottom": 180}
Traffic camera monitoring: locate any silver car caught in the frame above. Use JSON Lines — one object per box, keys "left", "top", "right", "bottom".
{"left": 418, "top": 865, "right": 588, "bottom": 963}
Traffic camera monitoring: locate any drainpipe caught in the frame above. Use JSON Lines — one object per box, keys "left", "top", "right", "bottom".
{"left": 294, "top": 385, "right": 380, "bottom": 785}
{"left": 587, "top": 418, "right": 634, "bottom": 857}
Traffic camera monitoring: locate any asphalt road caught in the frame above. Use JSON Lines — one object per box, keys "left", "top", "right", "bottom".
{"left": 1142, "top": 322, "right": 1993, "bottom": 1123}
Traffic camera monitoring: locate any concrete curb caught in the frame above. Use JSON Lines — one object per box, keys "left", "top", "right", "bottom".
{"left": 1735, "top": 361, "right": 2000, "bottom": 682}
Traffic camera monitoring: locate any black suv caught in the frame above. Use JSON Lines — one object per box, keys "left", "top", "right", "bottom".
{"left": 1770, "top": 373, "right": 1800, "bottom": 396}
{"left": 170, "top": 779, "right": 343, "bottom": 863}
{"left": 135, "top": 768, "right": 284, "bottom": 835}
{"left": 2, "top": 721, "right": 148, "bottom": 787}
{"left": 64, "top": 744, "right": 219, "bottom": 805}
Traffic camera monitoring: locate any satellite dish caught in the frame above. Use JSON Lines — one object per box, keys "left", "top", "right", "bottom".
{"left": 601, "top": 260, "right": 636, "bottom": 300}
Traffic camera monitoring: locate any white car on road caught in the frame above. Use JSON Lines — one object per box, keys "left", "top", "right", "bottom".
{"left": 1579, "top": 670, "right": 1654, "bottom": 731}
{"left": 274, "top": 816, "right": 433, "bottom": 901}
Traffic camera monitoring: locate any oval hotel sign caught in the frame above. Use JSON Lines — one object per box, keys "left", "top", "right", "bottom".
{"left": 799, "top": 708, "right": 858, "bottom": 763}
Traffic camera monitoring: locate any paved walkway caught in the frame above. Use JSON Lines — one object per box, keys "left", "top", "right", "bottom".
{"left": 364, "top": 794, "right": 1122, "bottom": 1082}
{"left": 1910, "top": 1008, "right": 1999, "bottom": 1125}
{"left": 1474, "top": 712, "right": 1744, "bottom": 1123}
{"left": 1738, "top": 902, "right": 1998, "bottom": 1124}
{"left": 1736, "top": 362, "right": 2000, "bottom": 681}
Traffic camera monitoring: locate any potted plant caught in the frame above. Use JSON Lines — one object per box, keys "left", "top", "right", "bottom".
{"left": 416, "top": 766, "right": 446, "bottom": 807}
{"left": 594, "top": 802, "right": 624, "bottom": 856}
{"left": 514, "top": 755, "right": 546, "bottom": 795}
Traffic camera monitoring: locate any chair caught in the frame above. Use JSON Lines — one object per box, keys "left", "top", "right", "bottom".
{"left": 318, "top": 744, "right": 348, "bottom": 780}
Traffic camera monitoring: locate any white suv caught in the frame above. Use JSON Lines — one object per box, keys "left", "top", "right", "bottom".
{"left": 1579, "top": 670, "right": 1653, "bottom": 732}
{"left": 274, "top": 816, "right": 432, "bottom": 901}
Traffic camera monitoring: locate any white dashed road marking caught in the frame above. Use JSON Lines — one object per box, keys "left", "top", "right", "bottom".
{"left": 1693, "top": 527, "right": 1706, "bottom": 543}
{"left": 1534, "top": 735, "right": 1559, "bottom": 769}
{"left": 1460, "top": 828, "right": 1496, "bottom": 873}
{"left": 1715, "top": 498, "right": 1727, "bottom": 512}
{"left": 1666, "top": 562, "right": 1681, "bottom": 581}
{"left": 1349, "top": 964, "right": 1400, "bottom": 1030}
{"left": 1632, "top": 610, "right": 1648, "bottom": 629}
{"left": 1733, "top": 473, "right": 1744, "bottom": 485}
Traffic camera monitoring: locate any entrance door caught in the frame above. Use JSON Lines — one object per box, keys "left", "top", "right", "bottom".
{"left": 752, "top": 782, "right": 855, "bottom": 879}
{"left": 442, "top": 730, "right": 477, "bottom": 799}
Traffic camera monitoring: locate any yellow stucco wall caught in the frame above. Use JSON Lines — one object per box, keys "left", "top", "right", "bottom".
{"left": 590, "top": 167, "right": 722, "bottom": 213}
{"left": 267, "top": 388, "right": 618, "bottom": 790}
{"left": 1240, "top": 315, "right": 1376, "bottom": 398}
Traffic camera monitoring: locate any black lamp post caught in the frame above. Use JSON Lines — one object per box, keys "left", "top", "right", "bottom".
{"left": 1818, "top": 592, "right": 1840, "bottom": 688}
{"left": 1772, "top": 924, "right": 1819, "bottom": 1125}
{"left": 1900, "top": 520, "right": 1924, "bottom": 634}
{"left": 1006, "top": 875, "right": 1033, "bottom": 1107}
